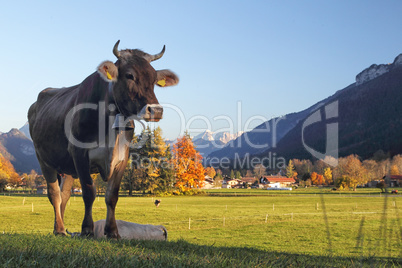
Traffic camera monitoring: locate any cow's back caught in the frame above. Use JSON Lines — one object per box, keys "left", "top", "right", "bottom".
{"left": 28, "top": 85, "right": 80, "bottom": 174}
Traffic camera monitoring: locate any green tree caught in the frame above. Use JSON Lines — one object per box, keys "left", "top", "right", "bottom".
{"left": 122, "top": 127, "right": 173, "bottom": 194}
{"left": 230, "top": 170, "right": 235, "bottom": 179}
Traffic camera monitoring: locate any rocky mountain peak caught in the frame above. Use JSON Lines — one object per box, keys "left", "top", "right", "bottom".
{"left": 356, "top": 53, "right": 402, "bottom": 86}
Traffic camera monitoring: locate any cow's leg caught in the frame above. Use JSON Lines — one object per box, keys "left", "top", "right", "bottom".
{"left": 104, "top": 172, "right": 124, "bottom": 239}
{"left": 78, "top": 173, "right": 96, "bottom": 237}
{"left": 71, "top": 153, "right": 96, "bottom": 237}
{"left": 59, "top": 174, "right": 74, "bottom": 221}
{"left": 104, "top": 131, "right": 132, "bottom": 239}
{"left": 40, "top": 164, "right": 66, "bottom": 235}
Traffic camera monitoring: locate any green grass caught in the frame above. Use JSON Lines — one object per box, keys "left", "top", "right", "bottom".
{"left": 0, "top": 190, "right": 401, "bottom": 266}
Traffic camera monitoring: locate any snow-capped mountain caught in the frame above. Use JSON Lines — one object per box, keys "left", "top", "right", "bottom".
{"left": 192, "top": 130, "right": 243, "bottom": 144}
{"left": 193, "top": 130, "right": 215, "bottom": 142}
{"left": 191, "top": 130, "right": 244, "bottom": 157}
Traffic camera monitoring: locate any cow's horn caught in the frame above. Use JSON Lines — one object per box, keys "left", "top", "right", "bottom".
{"left": 145, "top": 45, "right": 165, "bottom": 62}
{"left": 113, "top": 40, "right": 121, "bottom": 58}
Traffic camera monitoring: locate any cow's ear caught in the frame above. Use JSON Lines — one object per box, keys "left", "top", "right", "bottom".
{"left": 156, "top": 69, "right": 179, "bottom": 87}
{"left": 97, "top": 61, "right": 118, "bottom": 82}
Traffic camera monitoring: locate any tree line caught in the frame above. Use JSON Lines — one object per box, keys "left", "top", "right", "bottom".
{"left": 1, "top": 127, "right": 401, "bottom": 194}
{"left": 104, "top": 127, "right": 205, "bottom": 195}
{"left": 286, "top": 153, "right": 402, "bottom": 191}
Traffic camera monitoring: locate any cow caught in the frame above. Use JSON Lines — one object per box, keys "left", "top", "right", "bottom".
{"left": 67, "top": 219, "right": 167, "bottom": 241}
{"left": 28, "top": 40, "right": 179, "bottom": 238}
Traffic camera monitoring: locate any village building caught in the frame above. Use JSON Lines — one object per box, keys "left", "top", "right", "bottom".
{"left": 36, "top": 185, "right": 47, "bottom": 195}
{"left": 201, "top": 175, "right": 215, "bottom": 189}
{"left": 222, "top": 179, "right": 241, "bottom": 189}
{"left": 260, "top": 176, "right": 296, "bottom": 188}
{"left": 383, "top": 175, "right": 402, "bottom": 187}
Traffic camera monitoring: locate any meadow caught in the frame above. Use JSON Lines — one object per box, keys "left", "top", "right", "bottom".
{"left": 0, "top": 189, "right": 401, "bottom": 267}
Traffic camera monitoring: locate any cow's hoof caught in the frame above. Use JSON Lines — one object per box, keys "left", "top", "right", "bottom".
{"left": 80, "top": 231, "right": 94, "bottom": 238}
{"left": 53, "top": 230, "right": 67, "bottom": 236}
{"left": 106, "top": 233, "right": 120, "bottom": 240}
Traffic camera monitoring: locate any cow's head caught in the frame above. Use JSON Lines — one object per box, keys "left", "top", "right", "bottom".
{"left": 97, "top": 40, "right": 179, "bottom": 122}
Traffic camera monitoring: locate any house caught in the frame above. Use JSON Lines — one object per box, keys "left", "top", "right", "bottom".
{"left": 201, "top": 175, "right": 215, "bottom": 189}
{"left": 222, "top": 179, "right": 241, "bottom": 189}
{"left": 36, "top": 185, "right": 47, "bottom": 195}
{"left": 383, "top": 175, "right": 402, "bottom": 187}
{"left": 240, "top": 177, "right": 258, "bottom": 185}
{"left": 260, "top": 176, "right": 295, "bottom": 188}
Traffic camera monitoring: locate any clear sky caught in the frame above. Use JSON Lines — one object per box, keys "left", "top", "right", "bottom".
{"left": 1, "top": 1, "right": 402, "bottom": 140}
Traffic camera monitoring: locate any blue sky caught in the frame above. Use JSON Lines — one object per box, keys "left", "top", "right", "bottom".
{"left": 1, "top": 1, "right": 402, "bottom": 140}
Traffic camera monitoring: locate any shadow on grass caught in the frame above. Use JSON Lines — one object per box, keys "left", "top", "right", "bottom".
{"left": 0, "top": 233, "right": 400, "bottom": 267}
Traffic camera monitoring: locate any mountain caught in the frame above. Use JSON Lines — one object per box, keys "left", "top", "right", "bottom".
{"left": 264, "top": 54, "right": 402, "bottom": 161}
{"left": 0, "top": 128, "right": 40, "bottom": 174}
{"left": 193, "top": 130, "right": 214, "bottom": 142}
{"left": 192, "top": 130, "right": 244, "bottom": 157}
{"left": 207, "top": 106, "right": 319, "bottom": 161}
{"left": 19, "top": 122, "right": 31, "bottom": 140}
{"left": 209, "top": 53, "right": 402, "bottom": 165}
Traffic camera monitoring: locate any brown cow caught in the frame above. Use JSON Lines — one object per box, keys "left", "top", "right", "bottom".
{"left": 28, "top": 40, "right": 178, "bottom": 238}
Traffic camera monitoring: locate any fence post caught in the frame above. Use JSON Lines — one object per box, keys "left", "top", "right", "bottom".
{"left": 32, "top": 203, "right": 34, "bottom": 213}
{"left": 265, "top": 214, "right": 268, "bottom": 223}
{"left": 189, "top": 218, "right": 191, "bottom": 230}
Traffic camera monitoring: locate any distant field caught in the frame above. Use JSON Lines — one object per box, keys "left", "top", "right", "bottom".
{"left": 0, "top": 189, "right": 401, "bottom": 266}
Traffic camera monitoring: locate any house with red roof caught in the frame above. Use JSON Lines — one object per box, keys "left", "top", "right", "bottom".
{"left": 260, "top": 176, "right": 296, "bottom": 188}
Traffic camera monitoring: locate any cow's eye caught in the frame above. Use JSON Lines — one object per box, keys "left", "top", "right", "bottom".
{"left": 125, "top": 73, "right": 135, "bottom": 80}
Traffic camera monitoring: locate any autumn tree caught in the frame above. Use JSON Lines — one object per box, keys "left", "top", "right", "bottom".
{"left": 253, "top": 164, "right": 266, "bottom": 178}
{"left": 293, "top": 159, "right": 313, "bottom": 181}
{"left": 286, "top": 160, "right": 297, "bottom": 179}
{"left": 323, "top": 167, "right": 333, "bottom": 185}
{"left": 392, "top": 155, "right": 402, "bottom": 175}
{"left": 0, "top": 153, "right": 20, "bottom": 187}
{"left": 390, "top": 165, "right": 400, "bottom": 175}
{"left": 362, "top": 159, "right": 379, "bottom": 183}
{"left": 172, "top": 132, "right": 205, "bottom": 192}
{"left": 311, "top": 172, "right": 324, "bottom": 185}
{"left": 25, "top": 170, "right": 37, "bottom": 190}
{"left": 93, "top": 173, "right": 107, "bottom": 195}
{"left": 343, "top": 155, "right": 367, "bottom": 191}
{"left": 310, "top": 172, "right": 317, "bottom": 184}
{"left": 0, "top": 173, "right": 7, "bottom": 192}
{"left": 205, "top": 167, "right": 216, "bottom": 178}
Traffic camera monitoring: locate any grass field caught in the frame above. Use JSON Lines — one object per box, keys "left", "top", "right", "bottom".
{"left": 0, "top": 189, "right": 401, "bottom": 266}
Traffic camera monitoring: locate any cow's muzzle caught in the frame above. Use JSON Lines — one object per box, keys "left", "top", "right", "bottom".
{"left": 138, "top": 104, "right": 163, "bottom": 122}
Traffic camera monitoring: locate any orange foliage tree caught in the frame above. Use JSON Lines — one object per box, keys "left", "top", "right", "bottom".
{"left": 0, "top": 153, "right": 20, "bottom": 187}
{"left": 172, "top": 132, "right": 205, "bottom": 192}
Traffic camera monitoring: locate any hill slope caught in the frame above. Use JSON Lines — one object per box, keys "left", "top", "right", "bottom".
{"left": 208, "top": 53, "right": 402, "bottom": 165}
{"left": 265, "top": 62, "right": 402, "bottom": 161}
{"left": 0, "top": 128, "right": 40, "bottom": 174}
